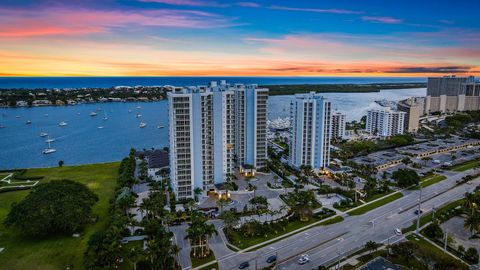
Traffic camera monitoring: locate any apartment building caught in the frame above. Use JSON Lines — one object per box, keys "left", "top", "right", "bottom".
{"left": 365, "top": 108, "right": 406, "bottom": 137}
{"left": 397, "top": 97, "right": 424, "bottom": 133}
{"left": 168, "top": 81, "right": 268, "bottom": 199}
{"left": 289, "top": 92, "right": 331, "bottom": 170}
{"left": 331, "top": 111, "right": 346, "bottom": 141}
{"left": 235, "top": 85, "right": 269, "bottom": 171}
{"left": 425, "top": 76, "right": 480, "bottom": 113}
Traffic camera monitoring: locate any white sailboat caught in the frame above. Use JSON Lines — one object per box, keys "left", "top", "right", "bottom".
{"left": 59, "top": 121, "right": 67, "bottom": 127}
{"left": 40, "top": 132, "right": 48, "bottom": 137}
{"left": 90, "top": 112, "right": 98, "bottom": 117}
{"left": 26, "top": 120, "right": 32, "bottom": 124}
{"left": 157, "top": 125, "right": 165, "bottom": 129}
{"left": 102, "top": 110, "right": 108, "bottom": 120}
{"left": 45, "top": 136, "right": 55, "bottom": 143}
{"left": 98, "top": 126, "right": 104, "bottom": 129}
{"left": 42, "top": 140, "right": 56, "bottom": 154}
{"left": 136, "top": 113, "right": 142, "bottom": 118}
{"left": 139, "top": 122, "right": 147, "bottom": 128}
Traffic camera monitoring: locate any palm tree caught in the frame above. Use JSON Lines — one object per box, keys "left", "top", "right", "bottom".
{"left": 365, "top": 240, "right": 379, "bottom": 254}
{"left": 219, "top": 211, "right": 240, "bottom": 235}
{"left": 186, "top": 211, "right": 218, "bottom": 258}
{"left": 194, "top": 187, "right": 203, "bottom": 202}
{"left": 464, "top": 192, "right": 479, "bottom": 215}
{"left": 185, "top": 199, "right": 196, "bottom": 213}
{"left": 251, "top": 184, "right": 257, "bottom": 198}
{"left": 216, "top": 198, "right": 229, "bottom": 212}
{"left": 128, "top": 246, "right": 143, "bottom": 270}
{"left": 273, "top": 175, "right": 280, "bottom": 188}
{"left": 421, "top": 156, "right": 432, "bottom": 166}
{"left": 464, "top": 212, "right": 480, "bottom": 237}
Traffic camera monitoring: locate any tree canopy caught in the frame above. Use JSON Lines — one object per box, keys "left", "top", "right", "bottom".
{"left": 392, "top": 168, "right": 420, "bottom": 188}
{"left": 5, "top": 180, "right": 98, "bottom": 237}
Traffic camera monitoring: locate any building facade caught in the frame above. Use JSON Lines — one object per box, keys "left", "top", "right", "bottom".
{"left": 365, "top": 108, "right": 406, "bottom": 137}
{"left": 289, "top": 92, "right": 331, "bottom": 170}
{"left": 397, "top": 97, "right": 424, "bottom": 133}
{"left": 234, "top": 84, "right": 269, "bottom": 171}
{"left": 331, "top": 111, "right": 346, "bottom": 141}
{"left": 168, "top": 81, "right": 268, "bottom": 199}
{"left": 425, "top": 76, "right": 480, "bottom": 114}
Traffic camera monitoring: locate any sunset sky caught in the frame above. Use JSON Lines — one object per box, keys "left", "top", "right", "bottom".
{"left": 1, "top": 0, "right": 479, "bottom": 77}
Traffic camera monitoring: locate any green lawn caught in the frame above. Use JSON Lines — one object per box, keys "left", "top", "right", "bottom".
{"left": 0, "top": 162, "right": 119, "bottom": 270}
{"left": 406, "top": 234, "right": 467, "bottom": 269}
{"left": 364, "top": 190, "right": 394, "bottom": 202}
{"left": 348, "top": 192, "right": 403, "bottom": 216}
{"left": 227, "top": 211, "right": 335, "bottom": 250}
{"left": 0, "top": 172, "right": 11, "bottom": 180}
{"left": 450, "top": 159, "right": 480, "bottom": 172}
{"left": 419, "top": 174, "right": 447, "bottom": 189}
{"left": 197, "top": 262, "right": 219, "bottom": 270}
{"left": 318, "top": 215, "right": 344, "bottom": 225}
{"left": 403, "top": 198, "right": 464, "bottom": 233}
{"left": 191, "top": 250, "right": 216, "bottom": 268}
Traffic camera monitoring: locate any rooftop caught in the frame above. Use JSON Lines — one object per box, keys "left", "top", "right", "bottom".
{"left": 359, "top": 256, "right": 401, "bottom": 270}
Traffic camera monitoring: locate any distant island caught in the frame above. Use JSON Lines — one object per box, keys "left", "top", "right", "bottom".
{"left": 0, "top": 82, "right": 426, "bottom": 107}
{"left": 263, "top": 82, "right": 426, "bottom": 96}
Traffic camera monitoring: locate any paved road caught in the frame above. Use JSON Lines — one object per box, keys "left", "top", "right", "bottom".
{"left": 215, "top": 168, "right": 480, "bottom": 270}
{"left": 170, "top": 224, "right": 192, "bottom": 269}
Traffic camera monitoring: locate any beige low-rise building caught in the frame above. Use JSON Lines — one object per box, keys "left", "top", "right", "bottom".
{"left": 397, "top": 97, "right": 424, "bottom": 133}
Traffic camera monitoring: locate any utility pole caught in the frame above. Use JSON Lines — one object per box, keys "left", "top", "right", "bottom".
{"left": 416, "top": 186, "right": 423, "bottom": 233}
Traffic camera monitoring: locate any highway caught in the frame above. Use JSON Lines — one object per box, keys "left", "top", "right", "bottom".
{"left": 215, "top": 168, "right": 479, "bottom": 270}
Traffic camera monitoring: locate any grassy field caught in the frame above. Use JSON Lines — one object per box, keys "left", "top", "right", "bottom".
{"left": 318, "top": 215, "right": 344, "bottom": 225}
{"left": 197, "top": 262, "right": 219, "bottom": 270}
{"left": 227, "top": 210, "right": 336, "bottom": 250}
{"left": 191, "top": 250, "right": 216, "bottom": 268}
{"left": 0, "top": 162, "right": 119, "bottom": 270}
{"left": 0, "top": 172, "right": 11, "bottom": 179}
{"left": 403, "top": 198, "right": 464, "bottom": 233}
{"left": 450, "top": 159, "right": 480, "bottom": 172}
{"left": 407, "top": 234, "right": 467, "bottom": 269}
{"left": 420, "top": 174, "right": 447, "bottom": 188}
{"left": 348, "top": 192, "right": 403, "bottom": 216}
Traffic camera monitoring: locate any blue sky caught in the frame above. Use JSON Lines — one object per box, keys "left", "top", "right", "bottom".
{"left": 0, "top": 0, "right": 479, "bottom": 76}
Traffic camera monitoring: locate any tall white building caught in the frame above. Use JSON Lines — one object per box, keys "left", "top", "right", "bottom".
{"left": 235, "top": 85, "right": 269, "bottom": 170}
{"left": 331, "top": 111, "right": 346, "bottom": 141}
{"left": 365, "top": 108, "right": 406, "bottom": 137}
{"left": 289, "top": 92, "right": 331, "bottom": 170}
{"left": 168, "top": 81, "right": 268, "bottom": 199}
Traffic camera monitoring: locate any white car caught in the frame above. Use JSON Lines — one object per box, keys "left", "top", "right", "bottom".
{"left": 298, "top": 254, "right": 309, "bottom": 265}
{"left": 395, "top": 228, "right": 402, "bottom": 236}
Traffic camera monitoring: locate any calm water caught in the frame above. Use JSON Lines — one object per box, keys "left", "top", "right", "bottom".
{"left": 0, "top": 76, "right": 425, "bottom": 89}
{"left": 0, "top": 87, "right": 425, "bottom": 169}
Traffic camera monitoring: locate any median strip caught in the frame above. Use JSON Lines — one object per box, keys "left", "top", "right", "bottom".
{"left": 347, "top": 192, "right": 403, "bottom": 216}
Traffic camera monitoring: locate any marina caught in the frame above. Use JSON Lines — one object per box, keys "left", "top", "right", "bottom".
{"left": 0, "top": 88, "right": 424, "bottom": 169}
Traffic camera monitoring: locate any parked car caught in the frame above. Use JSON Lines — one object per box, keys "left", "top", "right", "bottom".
{"left": 414, "top": 209, "right": 423, "bottom": 215}
{"left": 239, "top": 261, "right": 250, "bottom": 269}
{"left": 298, "top": 254, "right": 309, "bottom": 265}
{"left": 266, "top": 255, "right": 277, "bottom": 263}
{"left": 395, "top": 228, "right": 402, "bottom": 236}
